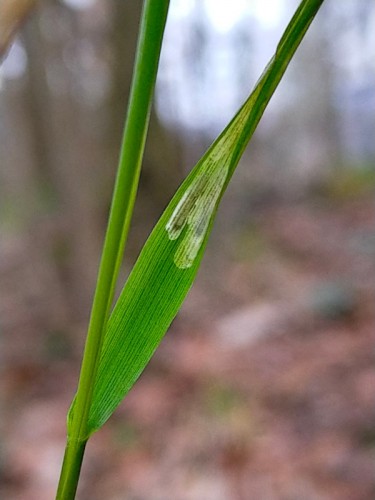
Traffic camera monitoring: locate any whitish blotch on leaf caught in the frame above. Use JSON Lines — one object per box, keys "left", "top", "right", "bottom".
{"left": 166, "top": 157, "right": 229, "bottom": 269}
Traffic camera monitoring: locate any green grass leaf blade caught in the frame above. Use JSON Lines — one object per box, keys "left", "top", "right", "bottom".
{"left": 83, "top": 0, "right": 324, "bottom": 436}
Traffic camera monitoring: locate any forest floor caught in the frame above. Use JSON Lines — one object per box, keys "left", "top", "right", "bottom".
{"left": 1, "top": 192, "right": 374, "bottom": 500}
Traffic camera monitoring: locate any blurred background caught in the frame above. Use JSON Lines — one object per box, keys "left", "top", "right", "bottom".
{"left": 1, "top": 0, "right": 374, "bottom": 498}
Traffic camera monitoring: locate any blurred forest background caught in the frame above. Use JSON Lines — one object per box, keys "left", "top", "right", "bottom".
{"left": 1, "top": 0, "right": 374, "bottom": 499}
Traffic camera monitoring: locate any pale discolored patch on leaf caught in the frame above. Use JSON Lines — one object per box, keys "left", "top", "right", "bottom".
{"left": 166, "top": 158, "right": 229, "bottom": 269}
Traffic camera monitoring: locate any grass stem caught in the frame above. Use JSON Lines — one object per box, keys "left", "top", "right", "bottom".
{"left": 56, "top": 1, "right": 170, "bottom": 498}
{"left": 56, "top": 440, "right": 87, "bottom": 500}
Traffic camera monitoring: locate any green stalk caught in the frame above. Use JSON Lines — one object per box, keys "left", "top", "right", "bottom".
{"left": 56, "top": 1, "right": 170, "bottom": 498}
{"left": 55, "top": 440, "right": 86, "bottom": 500}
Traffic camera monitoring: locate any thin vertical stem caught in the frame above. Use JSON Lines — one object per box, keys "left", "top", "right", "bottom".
{"left": 56, "top": 440, "right": 86, "bottom": 500}
{"left": 56, "top": 1, "right": 170, "bottom": 498}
